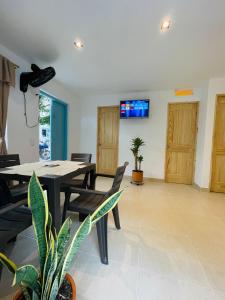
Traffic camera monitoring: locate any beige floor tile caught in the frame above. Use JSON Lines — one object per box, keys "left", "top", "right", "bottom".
{"left": 202, "top": 263, "right": 225, "bottom": 292}
{"left": 170, "top": 254, "right": 210, "bottom": 287}
{"left": 137, "top": 271, "right": 215, "bottom": 300}
{"left": 214, "top": 289, "right": 225, "bottom": 300}
{"left": 137, "top": 272, "right": 179, "bottom": 300}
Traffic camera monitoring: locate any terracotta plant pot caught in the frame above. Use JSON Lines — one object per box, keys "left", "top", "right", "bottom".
{"left": 132, "top": 170, "right": 144, "bottom": 184}
{"left": 65, "top": 273, "right": 76, "bottom": 300}
{"left": 13, "top": 273, "right": 76, "bottom": 300}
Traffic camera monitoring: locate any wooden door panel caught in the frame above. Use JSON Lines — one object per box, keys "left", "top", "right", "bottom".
{"left": 168, "top": 104, "right": 197, "bottom": 146}
{"left": 98, "top": 148, "right": 118, "bottom": 174}
{"left": 167, "top": 150, "right": 194, "bottom": 184}
{"left": 215, "top": 100, "right": 225, "bottom": 148}
{"left": 97, "top": 106, "right": 119, "bottom": 175}
{"left": 99, "top": 110, "right": 118, "bottom": 146}
{"left": 165, "top": 102, "right": 198, "bottom": 184}
{"left": 211, "top": 96, "right": 225, "bottom": 193}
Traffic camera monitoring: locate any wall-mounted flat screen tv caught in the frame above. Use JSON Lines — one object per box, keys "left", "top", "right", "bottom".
{"left": 120, "top": 99, "right": 150, "bottom": 119}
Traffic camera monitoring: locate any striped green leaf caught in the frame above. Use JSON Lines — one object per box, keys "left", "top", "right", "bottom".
{"left": 59, "top": 215, "right": 92, "bottom": 285}
{"left": 91, "top": 190, "right": 123, "bottom": 224}
{"left": 32, "top": 291, "right": 40, "bottom": 300}
{"left": 21, "top": 287, "right": 32, "bottom": 300}
{"left": 42, "top": 238, "right": 58, "bottom": 299}
{"left": 0, "top": 252, "right": 17, "bottom": 274}
{"left": 13, "top": 265, "right": 41, "bottom": 296}
{"left": 28, "top": 173, "right": 49, "bottom": 275}
{"left": 42, "top": 239, "right": 54, "bottom": 296}
{"left": 57, "top": 218, "right": 72, "bottom": 262}
{"left": 48, "top": 274, "right": 59, "bottom": 300}
{"left": 46, "top": 213, "right": 53, "bottom": 243}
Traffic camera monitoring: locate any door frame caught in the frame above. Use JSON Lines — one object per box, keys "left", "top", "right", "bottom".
{"left": 164, "top": 101, "right": 199, "bottom": 184}
{"left": 41, "top": 90, "right": 68, "bottom": 160}
{"left": 210, "top": 94, "right": 225, "bottom": 192}
{"left": 96, "top": 105, "right": 120, "bottom": 173}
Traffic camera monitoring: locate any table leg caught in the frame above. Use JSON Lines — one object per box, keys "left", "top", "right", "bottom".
{"left": 47, "top": 178, "right": 61, "bottom": 232}
{"left": 89, "top": 166, "right": 96, "bottom": 190}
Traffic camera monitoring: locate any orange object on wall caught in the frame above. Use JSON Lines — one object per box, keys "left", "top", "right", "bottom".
{"left": 175, "top": 89, "right": 193, "bottom": 96}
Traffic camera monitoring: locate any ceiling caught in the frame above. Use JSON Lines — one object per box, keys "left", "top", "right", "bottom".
{"left": 0, "top": 0, "right": 225, "bottom": 95}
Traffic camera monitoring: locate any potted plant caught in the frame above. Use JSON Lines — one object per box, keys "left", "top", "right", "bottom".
{"left": 0, "top": 173, "right": 123, "bottom": 300}
{"left": 130, "top": 137, "right": 145, "bottom": 184}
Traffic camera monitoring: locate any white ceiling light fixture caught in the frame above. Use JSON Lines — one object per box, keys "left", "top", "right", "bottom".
{"left": 160, "top": 19, "right": 171, "bottom": 32}
{"left": 74, "top": 39, "right": 84, "bottom": 49}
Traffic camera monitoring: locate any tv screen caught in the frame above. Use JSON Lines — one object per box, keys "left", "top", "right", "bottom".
{"left": 120, "top": 99, "right": 150, "bottom": 119}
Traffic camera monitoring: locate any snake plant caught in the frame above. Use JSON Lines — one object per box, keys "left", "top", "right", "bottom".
{"left": 0, "top": 173, "right": 123, "bottom": 300}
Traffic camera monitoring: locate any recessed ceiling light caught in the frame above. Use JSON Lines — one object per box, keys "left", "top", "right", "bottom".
{"left": 74, "top": 39, "right": 84, "bottom": 49}
{"left": 161, "top": 19, "right": 171, "bottom": 32}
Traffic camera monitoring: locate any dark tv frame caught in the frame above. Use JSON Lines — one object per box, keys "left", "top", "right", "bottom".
{"left": 120, "top": 99, "right": 150, "bottom": 119}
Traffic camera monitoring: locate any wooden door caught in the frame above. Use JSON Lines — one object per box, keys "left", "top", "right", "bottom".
{"left": 97, "top": 106, "right": 119, "bottom": 175}
{"left": 165, "top": 102, "right": 198, "bottom": 184}
{"left": 211, "top": 95, "right": 225, "bottom": 193}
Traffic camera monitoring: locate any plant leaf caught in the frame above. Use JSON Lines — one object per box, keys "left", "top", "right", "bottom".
{"left": 32, "top": 291, "right": 40, "bottom": 300}
{"left": 28, "top": 173, "right": 49, "bottom": 275}
{"left": 48, "top": 274, "right": 59, "bottom": 300}
{"left": 59, "top": 215, "right": 92, "bottom": 286}
{"left": 42, "top": 238, "right": 54, "bottom": 297}
{"left": 21, "top": 287, "right": 32, "bottom": 300}
{"left": 13, "top": 265, "right": 41, "bottom": 296}
{"left": 42, "top": 238, "right": 58, "bottom": 299}
{"left": 91, "top": 190, "right": 123, "bottom": 224}
{"left": 0, "top": 252, "right": 17, "bottom": 274}
{"left": 46, "top": 212, "right": 53, "bottom": 243}
{"left": 57, "top": 218, "right": 72, "bottom": 261}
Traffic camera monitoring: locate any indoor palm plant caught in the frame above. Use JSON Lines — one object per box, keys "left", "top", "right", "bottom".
{"left": 0, "top": 173, "right": 123, "bottom": 300}
{"left": 130, "top": 137, "right": 145, "bottom": 184}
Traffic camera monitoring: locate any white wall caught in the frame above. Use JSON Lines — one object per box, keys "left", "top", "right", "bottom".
{"left": 0, "top": 43, "right": 80, "bottom": 163}
{"left": 194, "top": 81, "right": 209, "bottom": 186}
{"left": 79, "top": 89, "right": 206, "bottom": 183}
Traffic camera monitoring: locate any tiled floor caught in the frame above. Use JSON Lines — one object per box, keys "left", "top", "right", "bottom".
{"left": 1, "top": 178, "right": 225, "bottom": 299}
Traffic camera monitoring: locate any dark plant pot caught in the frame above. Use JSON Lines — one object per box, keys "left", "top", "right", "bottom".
{"left": 132, "top": 170, "right": 143, "bottom": 184}
{"left": 13, "top": 273, "right": 76, "bottom": 300}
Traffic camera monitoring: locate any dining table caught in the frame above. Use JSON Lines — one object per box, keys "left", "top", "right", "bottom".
{"left": 0, "top": 160, "right": 96, "bottom": 232}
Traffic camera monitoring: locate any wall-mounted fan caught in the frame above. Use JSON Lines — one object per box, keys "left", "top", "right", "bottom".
{"left": 20, "top": 64, "right": 56, "bottom": 93}
{"left": 20, "top": 64, "right": 56, "bottom": 127}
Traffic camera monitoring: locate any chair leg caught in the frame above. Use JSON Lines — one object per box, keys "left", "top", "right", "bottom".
{"left": 79, "top": 213, "right": 88, "bottom": 222}
{"left": 96, "top": 214, "right": 108, "bottom": 265}
{"left": 62, "top": 191, "right": 71, "bottom": 223}
{"left": 0, "top": 244, "right": 6, "bottom": 281}
{"left": 0, "top": 264, "right": 2, "bottom": 282}
{"left": 8, "top": 236, "right": 17, "bottom": 243}
{"left": 112, "top": 205, "right": 121, "bottom": 230}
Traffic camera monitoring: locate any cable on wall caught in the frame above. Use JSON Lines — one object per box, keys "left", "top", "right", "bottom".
{"left": 23, "top": 92, "right": 39, "bottom": 128}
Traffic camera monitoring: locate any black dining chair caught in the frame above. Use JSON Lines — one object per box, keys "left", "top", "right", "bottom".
{"left": 61, "top": 153, "right": 92, "bottom": 198}
{"left": 0, "top": 154, "right": 28, "bottom": 203}
{"left": 62, "top": 161, "right": 129, "bottom": 264}
{"left": 0, "top": 200, "right": 32, "bottom": 281}
{"left": 0, "top": 154, "right": 31, "bottom": 248}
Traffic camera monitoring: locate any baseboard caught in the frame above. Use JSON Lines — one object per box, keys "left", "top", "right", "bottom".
{"left": 193, "top": 183, "right": 210, "bottom": 192}
{"left": 145, "top": 177, "right": 165, "bottom": 183}
{"left": 124, "top": 175, "right": 165, "bottom": 183}
{"left": 124, "top": 176, "right": 209, "bottom": 191}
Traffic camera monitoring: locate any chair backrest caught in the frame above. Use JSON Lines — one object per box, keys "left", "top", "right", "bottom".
{"left": 71, "top": 153, "right": 92, "bottom": 163}
{"left": 111, "top": 161, "right": 129, "bottom": 194}
{"left": 0, "top": 154, "right": 20, "bottom": 169}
